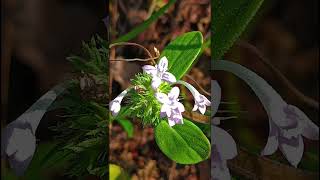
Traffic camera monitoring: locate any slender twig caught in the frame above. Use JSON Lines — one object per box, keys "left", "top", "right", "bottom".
{"left": 110, "top": 56, "right": 159, "bottom": 62}
{"left": 237, "top": 41, "right": 319, "bottom": 110}
{"left": 109, "top": 42, "right": 156, "bottom": 65}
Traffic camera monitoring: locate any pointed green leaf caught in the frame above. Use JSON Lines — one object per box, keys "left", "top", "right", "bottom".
{"left": 154, "top": 119, "right": 210, "bottom": 164}
{"left": 115, "top": 118, "right": 134, "bottom": 138}
{"left": 161, "top": 31, "right": 203, "bottom": 80}
{"left": 212, "top": 0, "right": 264, "bottom": 60}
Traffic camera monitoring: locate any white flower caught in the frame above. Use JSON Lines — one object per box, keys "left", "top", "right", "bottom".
{"left": 175, "top": 80, "right": 210, "bottom": 115}
{"left": 192, "top": 93, "right": 211, "bottom": 114}
{"left": 156, "top": 87, "right": 185, "bottom": 127}
{"left": 261, "top": 103, "right": 318, "bottom": 167}
{"left": 110, "top": 89, "right": 129, "bottom": 116}
{"left": 214, "top": 60, "right": 319, "bottom": 167}
{"left": 142, "top": 56, "right": 176, "bottom": 90}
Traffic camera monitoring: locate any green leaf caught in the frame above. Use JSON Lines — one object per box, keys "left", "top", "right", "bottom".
{"left": 212, "top": 0, "right": 264, "bottom": 60}
{"left": 154, "top": 119, "right": 210, "bottom": 164}
{"left": 112, "top": 0, "right": 176, "bottom": 43}
{"left": 161, "top": 31, "right": 203, "bottom": 80}
{"left": 115, "top": 118, "right": 134, "bottom": 138}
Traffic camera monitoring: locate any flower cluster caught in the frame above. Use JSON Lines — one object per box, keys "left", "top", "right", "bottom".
{"left": 110, "top": 56, "right": 210, "bottom": 127}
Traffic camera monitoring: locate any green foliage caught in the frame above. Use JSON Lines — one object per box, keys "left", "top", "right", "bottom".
{"left": 211, "top": 0, "right": 264, "bottom": 60}
{"left": 68, "top": 35, "right": 108, "bottom": 76}
{"left": 126, "top": 73, "right": 171, "bottom": 126}
{"left": 161, "top": 31, "right": 203, "bottom": 80}
{"left": 114, "top": 118, "right": 134, "bottom": 138}
{"left": 112, "top": 0, "right": 176, "bottom": 43}
{"left": 41, "top": 36, "right": 109, "bottom": 178}
{"left": 154, "top": 119, "right": 210, "bottom": 164}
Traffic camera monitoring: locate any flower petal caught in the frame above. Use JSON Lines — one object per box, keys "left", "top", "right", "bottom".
{"left": 3, "top": 127, "right": 36, "bottom": 176}
{"left": 211, "top": 160, "right": 231, "bottom": 180}
{"left": 168, "top": 87, "right": 180, "bottom": 100}
{"left": 142, "top": 65, "right": 157, "bottom": 76}
{"left": 162, "top": 72, "right": 176, "bottom": 83}
{"left": 169, "top": 113, "right": 183, "bottom": 126}
{"left": 156, "top": 93, "right": 168, "bottom": 104}
{"left": 176, "top": 102, "right": 185, "bottom": 112}
{"left": 212, "top": 126, "right": 237, "bottom": 160}
{"left": 168, "top": 118, "right": 176, "bottom": 127}
{"left": 160, "top": 104, "right": 171, "bottom": 117}
{"left": 110, "top": 101, "right": 121, "bottom": 116}
{"left": 289, "top": 105, "right": 319, "bottom": 140}
{"left": 157, "top": 56, "right": 168, "bottom": 73}
{"left": 261, "top": 121, "right": 279, "bottom": 155}
{"left": 279, "top": 135, "right": 304, "bottom": 167}
{"left": 198, "top": 105, "right": 206, "bottom": 114}
{"left": 192, "top": 104, "right": 198, "bottom": 112}
{"left": 261, "top": 136, "right": 279, "bottom": 156}
{"left": 204, "top": 96, "right": 211, "bottom": 106}
{"left": 151, "top": 76, "right": 162, "bottom": 90}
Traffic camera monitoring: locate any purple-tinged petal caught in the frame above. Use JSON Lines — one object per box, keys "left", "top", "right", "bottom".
{"left": 211, "top": 160, "right": 231, "bottom": 180}
{"left": 176, "top": 102, "right": 185, "bottom": 112}
{"left": 2, "top": 127, "right": 36, "bottom": 176}
{"left": 142, "top": 65, "right": 157, "bottom": 76}
{"left": 151, "top": 76, "right": 162, "bottom": 90}
{"left": 160, "top": 104, "right": 171, "bottom": 117}
{"left": 157, "top": 56, "right": 168, "bottom": 73}
{"left": 302, "top": 121, "right": 319, "bottom": 140}
{"left": 162, "top": 72, "right": 176, "bottom": 83}
{"left": 289, "top": 105, "right": 319, "bottom": 140}
{"left": 211, "top": 144, "right": 232, "bottom": 180}
{"left": 110, "top": 101, "right": 121, "bottom": 116}
{"left": 156, "top": 92, "right": 168, "bottom": 104}
{"left": 168, "top": 87, "right": 180, "bottom": 100}
{"left": 261, "top": 136, "right": 279, "bottom": 156}
{"left": 261, "top": 121, "right": 279, "bottom": 155}
{"left": 169, "top": 113, "right": 183, "bottom": 126}
{"left": 212, "top": 126, "right": 237, "bottom": 160}
{"left": 168, "top": 118, "right": 176, "bottom": 127}
{"left": 279, "top": 135, "right": 304, "bottom": 167}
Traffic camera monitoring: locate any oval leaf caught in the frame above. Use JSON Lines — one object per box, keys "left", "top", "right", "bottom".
{"left": 212, "top": 0, "right": 264, "bottom": 60}
{"left": 161, "top": 31, "right": 203, "bottom": 80}
{"left": 155, "top": 119, "right": 210, "bottom": 164}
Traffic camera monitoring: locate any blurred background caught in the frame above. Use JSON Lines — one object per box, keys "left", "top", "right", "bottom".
{"left": 1, "top": 0, "right": 107, "bottom": 178}
{"left": 214, "top": 0, "right": 319, "bottom": 179}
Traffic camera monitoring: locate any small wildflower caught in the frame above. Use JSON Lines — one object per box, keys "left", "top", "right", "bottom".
{"left": 142, "top": 56, "right": 176, "bottom": 90}
{"left": 110, "top": 88, "right": 129, "bottom": 116}
{"left": 176, "top": 80, "right": 210, "bottom": 114}
{"left": 214, "top": 60, "right": 319, "bottom": 167}
{"left": 156, "top": 87, "right": 185, "bottom": 126}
